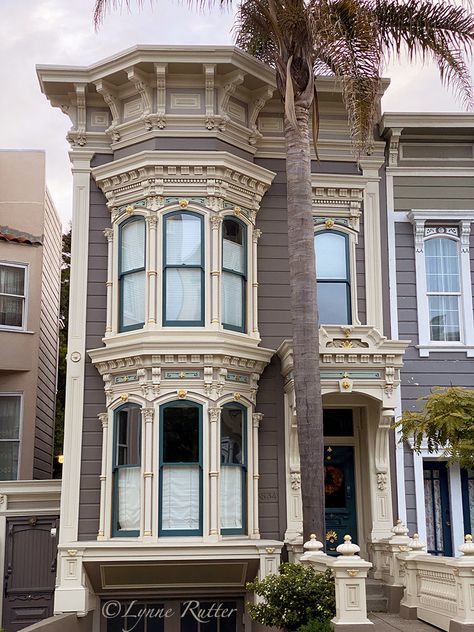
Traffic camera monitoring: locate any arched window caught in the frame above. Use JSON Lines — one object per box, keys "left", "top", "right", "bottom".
{"left": 159, "top": 401, "right": 203, "bottom": 535}
{"left": 118, "top": 217, "right": 146, "bottom": 332}
{"left": 220, "top": 403, "right": 247, "bottom": 534}
{"left": 425, "top": 237, "right": 461, "bottom": 341}
{"left": 315, "top": 231, "right": 351, "bottom": 325}
{"left": 163, "top": 212, "right": 204, "bottom": 326}
{"left": 112, "top": 404, "right": 141, "bottom": 536}
{"left": 222, "top": 218, "right": 247, "bottom": 332}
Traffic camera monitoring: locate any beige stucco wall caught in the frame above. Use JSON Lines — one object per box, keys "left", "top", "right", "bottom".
{"left": 0, "top": 150, "right": 61, "bottom": 480}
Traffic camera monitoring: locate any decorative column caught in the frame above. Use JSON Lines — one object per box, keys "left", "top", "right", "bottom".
{"left": 210, "top": 216, "right": 222, "bottom": 328}
{"left": 97, "top": 412, "right": 109, "bottom": 540}
{"left": 252, "top": 413, "right": 264, "bottom": 538}
{"left": 141, "top": 407, "right": 154, "bottom": 538}
{"left": 209, "top": 407, "right": 221, "bottom": 538}
{"left": 370, "top": 408, "right": 395, "bottom": 541}
{"left": 146, "top": 215, "right": 158, "bottom": 325}
{"left": 251, "top": 229, "right": 262, "bottom": 338}
{"left": 103, "top": 228, "right": 114, "bottom": 336}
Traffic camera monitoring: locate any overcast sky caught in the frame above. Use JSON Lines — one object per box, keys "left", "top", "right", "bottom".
{"left": 1, "top": 0, "right": 471, "bottom": 229}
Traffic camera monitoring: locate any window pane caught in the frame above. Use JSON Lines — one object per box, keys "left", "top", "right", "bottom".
{"left": 0, "top": 265, "right": 25, "bottom": 296}
{"left": 120, "top": 220, "right": 145, "bottom": 273}
{"left": 317, "top": 283, "right": 350, "bottom": 325}
{"left": 425, "top": 237, "right": 460, "bottom": 293}
{"left": 116, "top": 467, "right": 140, "bottom": 531}
{"left": 163, "top": 405, "right": 199, "bottom": 463}
{"left": 220, "top": 467, "right": 243, "bottom": 530}
{"left": 0, "top": 442, "right": 19, "bottom": 480}
{"left": 0, "top": 295, "right": 23, "bottom": 327}
{"left": 116, "top": 407, "right": 141, "bottom": 466}
{"left": 315, "top": 233, "right": 347, "bottom": 279}
{"left": 429, "top": 295, "right": 460, "bottom": 341}
{"left": 165, "top": 268, "right": 201, "bottom": 322}
{"left": 221, "top": 407, "right": 243, "bottom": 464}
{"left": 121, "top": 271, "right": 145, "bottom": 327}
{"left": 222, "top": 272, "right": 243, "bottom": 329}
{"left": 0, "top": 396, "right": 20, "bottom": 440}
{"left": 223, "top": 220, "right": 245, "bottom": 274}
{"left": 165, "top": 214, "right": 202, "bottom": 266}
{"left": 161, "top": 465, "right": 200, "bottom": 530}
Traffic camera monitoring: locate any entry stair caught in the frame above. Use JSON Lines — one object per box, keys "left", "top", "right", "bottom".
{"left": 366, "top": 578, "right": 388, "bottom": 613}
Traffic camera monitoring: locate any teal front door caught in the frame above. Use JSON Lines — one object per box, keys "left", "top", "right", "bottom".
{"left": 324, "top": 445, "right": 357, "bottom": 555}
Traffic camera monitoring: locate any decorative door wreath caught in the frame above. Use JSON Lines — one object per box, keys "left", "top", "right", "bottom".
{"left": 325, "top": 465, "right": 344, "bottom": 495}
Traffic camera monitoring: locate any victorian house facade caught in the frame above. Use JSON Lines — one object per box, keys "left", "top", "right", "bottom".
{"left": 35, "top": 46, "right": 474, "bottom": 632}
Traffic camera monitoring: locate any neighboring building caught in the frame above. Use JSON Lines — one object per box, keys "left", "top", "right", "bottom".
{"left": 0, "top": 150, "right": 62, "bottom": 630}
{"left": 37, "top": 46, "right": 409, "bottom": 630}
{"left": 381, "top": 114, "right": 474, "bottom": 557}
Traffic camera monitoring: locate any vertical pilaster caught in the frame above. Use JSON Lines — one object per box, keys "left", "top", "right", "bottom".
{"left": 142, "top": 407, "right": 154, "bottom": 538}
{"left": 359, "top": 158, "right": 384, "bottom": 332}
{"left": 146, "top": 215, "right": 158, "bottom": 325}
{"left": 370, "top": 408, "right": 396, "bottom": 541}
{"left": 252, "top": 412, "right": 264, "bottom": 538}
{"left": 252, "top": 229, "right": 262, "bottom": 337}
{"left": 60, "top": 151, "right": 94, "bottom": 546}
{"left": 210, "top": 216, "right": 222, "bottom": 328}
{"left": 103, "top": 229, "right": 114, "bottom": 336}
{"left": 97, "top": 412, "right": 109, "bottom": 540}
{"left": 209, "top": 407, "right": 221, "bottom": 538}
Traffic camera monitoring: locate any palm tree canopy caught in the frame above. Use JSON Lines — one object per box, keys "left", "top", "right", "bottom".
{"left": 95, "top": 0, "right": 474, "bottom": 152}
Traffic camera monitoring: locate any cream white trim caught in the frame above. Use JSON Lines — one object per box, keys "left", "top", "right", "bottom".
{"left": 59, "top": 150, "right": 94, "bottom": 547}
{"left": 408, "top": 210, "right": 474, "bottom": 357}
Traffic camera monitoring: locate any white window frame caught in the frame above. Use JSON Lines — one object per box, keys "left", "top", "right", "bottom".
{"left": 409, "top": 210, "right": 474, "bottom": 357}
{"left": 0, "top": 262, "right": 28, "bottom": 331}
{"left": 0, "top": 392, "right": 22, "bottom": 480}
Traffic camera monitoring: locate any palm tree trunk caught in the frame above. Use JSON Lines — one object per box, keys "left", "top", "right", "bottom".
{"left": 284, "top": 103, "right": 325, "bottom": 543}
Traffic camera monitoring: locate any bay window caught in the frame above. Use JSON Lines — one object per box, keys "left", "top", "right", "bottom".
{"left": 220, "top": 403, "right": 247, "bottom": 534}
{"left": 163, "top": 212, "right": 204, "bottom": 326}
{"left": 119, "top": 218, "right": 146, "bottom": 332}
{"left": 0, "top": 394, "right": 21, "bottom": 480}
{"left": 159, "top": 401, "right": 202, "bottom": 535}
{"left": 222, "top": 218, "right": 246, "bottom": 332}
{"left": 112, "top": 404, "right": 141, "bottom": 536}
{"left": 0, "top": 264, "right": 26, "bottom": 329}
{"left": 425, "top": 237, "right": 461, "bottom": 342}
{"left": 315, "top": 231, "right": 351, "bottom": 325}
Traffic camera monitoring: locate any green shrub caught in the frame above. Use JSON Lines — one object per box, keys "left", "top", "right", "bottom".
{"left": 297, "top": 620, "right": 333, "bottom": 632}
{"left": 247, "top": 563, "right": 336, "bottom": 631}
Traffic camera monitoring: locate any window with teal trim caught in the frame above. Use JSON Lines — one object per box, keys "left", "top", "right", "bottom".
{"left": 112, "top": 404, "right": 141, "bottom": 536}
{"left": 222, "top": 218, "right": 246, "bottom": 332}
{"left": 163, "top": 212, "right": 204, "bottom": 326}
{"left": 119, "top": 217, "right": 146, "bottom": 332}
{"left": 159, "top": 401, "right": 203, "bottom": 535}
{"left": 220, "top": 403, "right": 246, "bottom": 534}
{"left": 314, "top": 230, "right": 351, "bottom": 325}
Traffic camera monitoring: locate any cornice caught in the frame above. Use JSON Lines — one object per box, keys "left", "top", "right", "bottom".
{"left": 408, "top": 209, "right": 474, "bottom": 223}
{"left": 381, "top": 112, "right": 474, "bottom": 136}
{"left": 91, "top": 150, "right": 276, "bottom": 211}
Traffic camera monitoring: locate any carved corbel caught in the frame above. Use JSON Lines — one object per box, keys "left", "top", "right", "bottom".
{"left": 461, "top": 220, "right": 471, "bottom": 253}
{"left": 387, "top": 127, "right": 403, "bottom": 167}
{"left": 203, "top": 64, "right": 216, "bottom": 130}
{"left": 248, "top": 86, "right": 274, "bottom": 145}
{"left": 413, "top": 219, "right": 426, "bottom": 253}
{"left": 66, "top": 83, "right": 87, "bottom": 147}
{"left": 218, "top": 70, "right": 245, "bottom": 130}
{"left": 95, "top": 79, "right": 121, "bottom": 141}
{"left": 127, "top": 66, "right": 153, "bottom": 124}
{"left": 375, "top": 408, "right": 394, "bottom": 473}
{"left": 153, "top": 63, "right": 167, "bottom": 130}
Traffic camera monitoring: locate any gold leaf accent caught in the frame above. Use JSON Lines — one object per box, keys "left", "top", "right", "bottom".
{"left": 325, "top": 218, "right": 335, "bottom": 229}
{"left": 120, "top": 393, "right": 129, "bottom": 402}
{"left": 179, "top": 199, "right": 189, "bottom": 208}
{"left": 125, "top": 205, "right": 135, "bottom": 215}
{"left": 233, "top": 392, "right": 241, "bottom": 401}
{"left": 234, "top": 206, "right": 241, "bottom": 216}
{"left": 177, "top": 389, "right": 187, "bottom": 399}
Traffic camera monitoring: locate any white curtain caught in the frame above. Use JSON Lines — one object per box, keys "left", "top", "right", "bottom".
{"left": 121, "top": 220, "right": 145, "bottom": 272}
{"left": 161, "top": 465, "right": 200, "bottom": 530}
{"left": 0, "top": 396, "right": 20, "bottom": 440}
{"left": 315, "top": 232, "right": 347, "bottom": 280}
{"left": 122, "top": 271, "right": 146, "bottom": 327}
{"left": 222, "top": 273, "right": 243, "bottom": 328}
{"left": 166, "top": 215, "right": 202, "bottom": 265}
{"left": 165, "top": 269, "right": 201, "bottom": 321}
{"left": 117, "top": 467, "right": 141, "bottom": 531}
{"left": 223, "top": 239, "right": 245, "bottom": 274}
{"left": 220, "top": 467, "right": 242, "bottom": 530}
{"left": 0, "top": 266, "right": 25, "bottom": 327}
{"left": 425, "top": 237, "right": 460, "bottom": 293}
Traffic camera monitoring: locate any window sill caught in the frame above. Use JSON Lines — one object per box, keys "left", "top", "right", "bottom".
{"left": 417, "top": 344, "right": 474, "bottom": 358}
{"left": 0, "top": 327, "right": 34, "bottom": 334}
